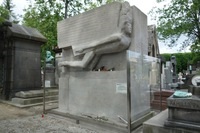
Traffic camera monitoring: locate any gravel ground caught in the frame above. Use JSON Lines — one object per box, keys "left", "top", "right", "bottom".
{"left": 0, "top": 102, "right": 143, "bottom": 133}
{"left": 0, "top": 114, "right": 99, "bottom": 133}
{"left": 0, "top": 102, "right": 100, "bottom": 133}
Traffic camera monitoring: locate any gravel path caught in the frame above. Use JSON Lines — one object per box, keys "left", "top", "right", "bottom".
{"left": 0, "top": 102, "right": 143, "bottom": 133}
{"left": 0, "top": 114, "right": 99, "bottom": 133}
{"left": 0, "top": 102, "right": 100, "bottom": 133}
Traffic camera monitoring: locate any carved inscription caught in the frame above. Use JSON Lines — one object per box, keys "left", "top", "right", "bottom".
{"left": 58, "top": 2, "right": 121, "bottom": 48}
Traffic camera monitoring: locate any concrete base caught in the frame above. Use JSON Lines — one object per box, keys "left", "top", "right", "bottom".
{"left": 9, "top": 88, "right": 58, "bottom": 108}
{"left": 143, "top": 109, "right": 200, "bottom": 133}
{"left": 0, "top": 99, "right": 58, "bottom": 108}
{"left": 15, "top": 88, "right": 58, "bottom": 98}
{"left": 50, "top": 109, "right": 154, "bottom": 133}
{"left": 12, "top": 95, "right": 58, "bottom": 105}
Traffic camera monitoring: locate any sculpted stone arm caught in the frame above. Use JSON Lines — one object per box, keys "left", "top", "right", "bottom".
{"left": 73, "top": 33, "right": 122, "bottom": 56}
{"left": 58, "top": 51, "right": 95, "bottom": 68}
{"left": 58, "top": 32, "right": 131, "bottom": 68}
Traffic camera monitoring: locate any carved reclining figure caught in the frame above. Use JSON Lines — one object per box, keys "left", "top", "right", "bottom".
{"left": 58, "top": 2, "right": 133, "bottom": 69}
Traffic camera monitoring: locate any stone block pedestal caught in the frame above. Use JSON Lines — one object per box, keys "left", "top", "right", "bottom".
{"left": 164, "top": 95, "right": 200, "bottom": 130}
{"left": 45, "top": 67, "right": 56, "bottom": 87}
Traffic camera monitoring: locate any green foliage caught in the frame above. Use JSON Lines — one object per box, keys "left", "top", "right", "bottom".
{"left": 0, "top": 6, "right": 9, "bottom": 24}
{"left": 191, "top": 53, "right": 200, "bottom": 65}
{"left": 22, "top": 0, "right": 65, "bottom": 62}
{"left": 161, "top": 52, "right": 198, "bottom": 73}
{"left": 1, "top": 0, "right": 19, "bottom": 23}
{"left": 150, "top": 0, "right": 200, "bottom": 52}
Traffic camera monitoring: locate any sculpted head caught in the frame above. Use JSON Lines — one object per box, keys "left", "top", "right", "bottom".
{"left": 122, "top": 20, "right": 132, "bottom": 36}
{"left": 119, "top": 2, "right": 132, "bottom": 36}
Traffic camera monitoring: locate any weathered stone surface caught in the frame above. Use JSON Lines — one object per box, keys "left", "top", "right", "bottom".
{"left": 143, "top": 110, "right": 199, "bottom": 133}
{"left": 189, "top": 86, "right": 200, "bottom": 96}
{"left": 7, "top": 23, "right": 46, "bottom": 42}
{"left": 57, "top": 2, "right": 150, "bottom": 132}
{"left": 130, "top": 6, "right": 148, "bottom": 54}
{"left": 57, "top": 2, "right": 148, "bottom": 69}
{"left": 15, "top": 89, "right": 58, "bottom": 98}
{"left": 58, "top": 2, "right": 122, "bottom": 49}
{"left": 165, "top": 95, "right": 200, "bottom": 130}
{"left": 167, "top": 95, "right": 200, "bottom": 110}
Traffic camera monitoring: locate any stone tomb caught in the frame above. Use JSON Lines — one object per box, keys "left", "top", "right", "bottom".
{"left": 165, "top": 95, "right": 200, "bottom": 130}
{"left": 143, "top": 79, "right": 200, "bottom": 133}
{"left": 0, "top": 23, "right": 46, "bottom": 100}
{"left": 164, "top": 76, "right": 200, "bottom": 131}
{"left": 55, "top": 2, "right": 152, "bottom": 132}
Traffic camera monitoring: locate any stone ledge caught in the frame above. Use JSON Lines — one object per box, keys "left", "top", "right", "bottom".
{"left": 12, "top": 95, "right": 58, "bottom": 105}
{"left": 143, "top": 109, "right": 199, "bottom": 133}
{"left": 15, "top": 88, "right": 58, "bottom": 98}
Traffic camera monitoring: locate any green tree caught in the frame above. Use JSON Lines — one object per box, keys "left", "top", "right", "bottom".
{"left": 2, "top": 0, "right": 19, "bottom": 23}
{"left": 22, "top": 0, "right": 65, "bottom": 61}
{"left": 85, "top": 0, "right": 124, "bottom": 10}
{"left": 151, "top": 0, "right": 200, "bottom": 52}
{"left": 0, "top": 6, "right": 9, "bottom": 24}
{"left": 161, "top": 52, "right": 198, "bottom": 73}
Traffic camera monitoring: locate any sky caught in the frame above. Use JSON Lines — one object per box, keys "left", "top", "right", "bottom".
{"left": 0, "top": 0, "right": 190, "bottom": 54}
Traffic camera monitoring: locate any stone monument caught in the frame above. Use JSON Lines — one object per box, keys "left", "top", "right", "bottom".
{"left": 143, "top": 75, "right": 200, "bottom": 133}
{"left": 161, "top": 55, "right": 178, "bottom": 89}
{"left": 54, "top": 2, "right": 152, "bottom": 132}
{"left": 164, "top": 74, "right": 200, "bottom": 131}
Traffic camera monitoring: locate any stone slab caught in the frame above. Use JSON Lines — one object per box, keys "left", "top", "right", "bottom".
{"left": 15, "top": 89, "right": 58, "bottom": 98}
{"left": 166, "top": 95, "right": 200, "bottom": 129}
{"left": 12, "top": 95, "right": 58, "bottom": 105}
{"left": 130, "top": 6, "right": 147, "bottom": 54}
{"left": 50, "top": 109, "right": 154, "bottom": 133}
{"left": 167, "top": 95, "right": 200, "bottom": 110}
{"left": 0, "top": 99, "right": 58, "bottom": 108}
{"left": 165, "top": 119, "right": 200, "bottom": 131}
{"left": 143, "top": 109, "right": 199, "bottom": 133}
{"left": 58, "top": 2, "right": 121, "bottom": 48}
{"left": 59, "top": 71, "right": 127, "bottom": 121}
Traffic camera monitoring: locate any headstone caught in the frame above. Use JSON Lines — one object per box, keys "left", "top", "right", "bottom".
{"left": 161, "top": 55, "right": 178, "bottom": 89}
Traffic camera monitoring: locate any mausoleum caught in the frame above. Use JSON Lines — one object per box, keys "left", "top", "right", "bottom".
{"left": 0, "top": 22, "right": 46, "bottom": 100}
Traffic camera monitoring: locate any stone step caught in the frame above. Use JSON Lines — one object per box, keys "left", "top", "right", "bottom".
{"left": 12, "top": 95, "right": 58, "bottom": 105}
{"left": 15, "top": 89, "right": 58, "bottom": 98}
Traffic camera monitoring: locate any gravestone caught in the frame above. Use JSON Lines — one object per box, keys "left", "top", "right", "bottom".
{"left": 161, "top": 55, "right": 178, "bottom": 89}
